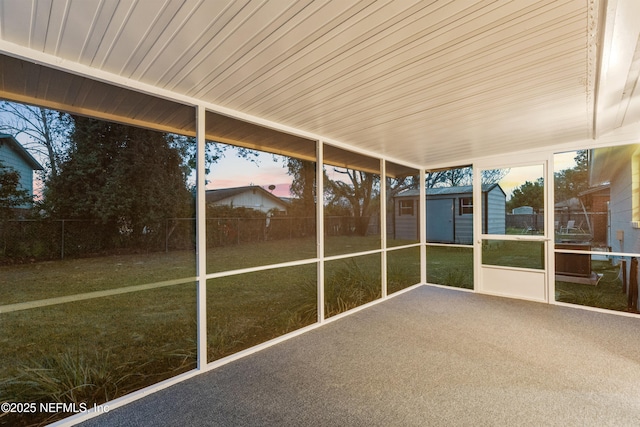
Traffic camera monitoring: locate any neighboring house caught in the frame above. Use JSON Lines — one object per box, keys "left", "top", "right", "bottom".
{"left": 205, "top": 185, "right": 289, "bottom": 214}
{"left": 0, "top": 134, "right": 43, "bottom": 208}
{"left": 588, "top": 144, "right": 640, "bottom": 254}
{"left": 393, "top": 184, "right": 506, "bottom": 244}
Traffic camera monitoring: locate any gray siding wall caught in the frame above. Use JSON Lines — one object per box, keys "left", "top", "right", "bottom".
{"left": 395, "top": 187, "right": 505, "bottom": 242}
{"left": 485, "top": 187, "right": 506, "bottom": 234}
{"left": 394, "top": 197, "right": 418, "bottom": 240}
{"left": 455, "top": 212, "right": 473, "bottom": 244}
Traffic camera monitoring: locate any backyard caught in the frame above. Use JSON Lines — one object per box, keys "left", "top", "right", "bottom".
{"left": 3, "top": 233, "right": 630, "bottom": 426}
{"left": 0, "top": 236, "right": 420, "bottom": 426}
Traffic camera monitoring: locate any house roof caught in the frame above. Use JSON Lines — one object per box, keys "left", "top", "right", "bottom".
{"left": 578, "top": 183, "right": 610, "bottom": 197}
{"left": 205, "top": 185, "right": 289, "bottom": 208}
{"left": 0, "top": 134, "right": 44, "bottom": 171}
{"left": 0, "top": 1, "right": 638, "bottom": 169}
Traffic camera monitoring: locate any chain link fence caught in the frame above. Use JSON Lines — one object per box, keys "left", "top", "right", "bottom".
{"left": 1, "top": 216, "right": 320, "bottom": 262}
{"left": 0, "top": 218, "right": 195, "bottom": 262}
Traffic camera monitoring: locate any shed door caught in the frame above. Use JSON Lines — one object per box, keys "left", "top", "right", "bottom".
{"left": 427, "top": 198, "right": 454, "bottom": 243}
{"left": 475, "top": 163, "right": 549, "bottom": 303}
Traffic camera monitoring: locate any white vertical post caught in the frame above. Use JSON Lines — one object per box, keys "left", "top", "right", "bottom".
{"left": 472, "top": 165, "right": 481, "bottom": 293}
{"left": 420, "top": 169, "right": 427, "bottom": 284}
{"left": 196, "top": 105, "right": 207, "bottom": 368}
{"left": 380, "top": 159, "right": 387, "bottom": 298}
{"left": 545, "top": 157, "right": 554, "bottom": 303}
{"left": 316, "top": 140, "right": 325, "bottom": 323}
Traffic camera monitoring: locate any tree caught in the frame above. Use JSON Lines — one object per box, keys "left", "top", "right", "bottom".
{"left": 0, "top": 101, "right": 69, "bottom": 178}
{"left": 325, "top": 168, "right": 379, "bottom": 236}
{"left": 507, "top": 178, "right": 544, "bottom": 212}
{"left": 44, "top": 116, "right": 192, "bottom": 247}
{"left": 426, "top": 166, "right": 508, "bottom": 188}
{"left": 286, "top": 158, "right": 316, "bottom": 217}
{"left": 0, "top": 161, "right": 30, "bottom": 221}
{"left": 554, "top": 150, "right": 588, "bottom": 202}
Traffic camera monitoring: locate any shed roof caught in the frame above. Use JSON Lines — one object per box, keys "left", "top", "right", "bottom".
{"left": 397, "top": 184, "right": 502, "bottom": 198}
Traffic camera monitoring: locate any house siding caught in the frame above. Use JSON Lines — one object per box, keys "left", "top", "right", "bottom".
{"left": 394, "top": 198, "right": 418, "bottom": 240}
{"left": 608, "top": 148, "right": 640, "bottom": 254}
{"left": 0, "top": 142, "right": 35, "bottom": 208}
{"left": 485, "top": 186, "right": 506, "bottom": 235}
{"left": 455, "top": 212, "right": 473, "bottom": 244}
{"left": 212, "top": 191, "right": 286, "bottom": 213}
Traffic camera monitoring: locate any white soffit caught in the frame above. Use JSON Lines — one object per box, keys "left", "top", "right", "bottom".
{"left": 0, "top": 0, "right": 605, "bottom": 167}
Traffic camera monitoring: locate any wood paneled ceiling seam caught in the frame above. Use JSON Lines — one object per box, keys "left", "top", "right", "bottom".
{"left": 282, "top": 72, "right": 587, "bottom": 136}
{"left": 228, "top": 0, "right": 583, "bottom": 113}
{"left": 247, "top": 21, "right": 586, "bottom": 121}
{"left": 143, "top": 1, "right": 249, "bottom": 88}
{"left": 163, "top": 0, "right": 314, "bottom": 93}
{"left": 123, "top": 0, "right": 216, "bottom": 81}
{"left": 275, "top": 48, "right": 587, "bottom": 127}
{"left": 188, "top": 0, "right": 347, "bottom": 100}
{"left": 214, "top": 0, "right": 480, "bottom": 105}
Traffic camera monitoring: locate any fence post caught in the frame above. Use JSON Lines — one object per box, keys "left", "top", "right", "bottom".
{"left": 621, "top": 259, "right": 627, "bottom": 294}
{"left": 60, "top": 219, "right": 65, "bottom": 260}
{"left": 629, "top": 258, "right": 638, "bottom": 312}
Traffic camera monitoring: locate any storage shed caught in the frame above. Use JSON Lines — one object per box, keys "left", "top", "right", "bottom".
{"left": 393, "top": 184, "right": 506, "bottom": 244}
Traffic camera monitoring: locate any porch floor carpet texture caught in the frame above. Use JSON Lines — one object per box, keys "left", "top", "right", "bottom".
{"left": 80, "top": 285, "right": 640, "bottom": 426}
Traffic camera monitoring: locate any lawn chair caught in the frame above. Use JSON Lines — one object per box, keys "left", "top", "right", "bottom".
{"left": 561, "top": 220, "right": 575, "bottom": 233}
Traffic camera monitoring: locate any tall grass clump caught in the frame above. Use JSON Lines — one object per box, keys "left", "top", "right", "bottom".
{"left": 3, "top": 350, "right": 134, "bottom": 406}
{"left": 324, "top": 259, "right": 381, "bottom": 317}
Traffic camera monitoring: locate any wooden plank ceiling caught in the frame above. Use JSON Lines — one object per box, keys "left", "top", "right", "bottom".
{"left": 0, "top": 0, "right": 618, "bottom": 167}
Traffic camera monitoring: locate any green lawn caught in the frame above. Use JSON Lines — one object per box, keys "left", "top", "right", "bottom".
{"left": 555, "top": 259, "right": 629, "bottom": 312}
{"left": 2, "top": 236, "right": 419, "bottom": 426}
{"left": 2, "top": 237, "right": 633, "bottom": 425}
{"left": 426, "top": 245, "right": 473, "bottom": 289}
{"left": 482, "top": 240, "right": 544, "bottom": 270}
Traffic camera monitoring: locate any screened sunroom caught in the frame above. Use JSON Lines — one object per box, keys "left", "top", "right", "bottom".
{"left": 1, "top": 1, "right": 640, "bottom": 426}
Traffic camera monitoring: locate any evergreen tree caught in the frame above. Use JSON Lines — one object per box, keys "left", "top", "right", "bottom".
{"left": 44, "top": 116, "right": 192, "bottom": 248}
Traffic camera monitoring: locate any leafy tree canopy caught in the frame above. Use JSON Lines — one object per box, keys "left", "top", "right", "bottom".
{"left": 554, "top": 150, "right": 588, "bottom": 203}
{"left": 507, "top": 178, "right": 544, "bottom": 212}
{"left": 44, "top": 116, "right": 192, "bottom": 239}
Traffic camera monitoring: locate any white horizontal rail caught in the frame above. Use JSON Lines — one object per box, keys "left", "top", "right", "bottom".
{"left": 0, "top": 277, "right": 196, "bottom": 314}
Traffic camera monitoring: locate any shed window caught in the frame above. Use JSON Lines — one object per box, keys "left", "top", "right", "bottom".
{"left": 399, "top": 200, "right": 414, "bottom": 216}
{"left": 459, "top": 197, "right": 473, "bottom": 215}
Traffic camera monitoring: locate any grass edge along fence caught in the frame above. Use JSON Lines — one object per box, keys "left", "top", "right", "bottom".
{"left": 1, "top": 215, "right": 319, "bottom": 263}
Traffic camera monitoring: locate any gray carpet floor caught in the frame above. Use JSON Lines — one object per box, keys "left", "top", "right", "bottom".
{"left": 80, "top": 285, "right": 640, "bottom": 426}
